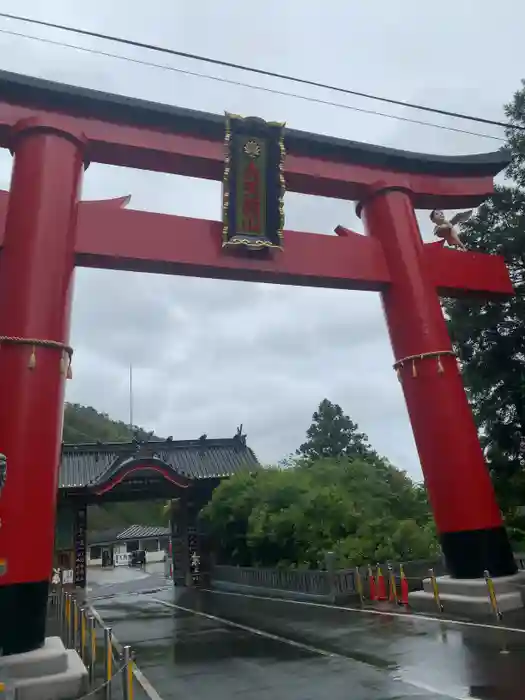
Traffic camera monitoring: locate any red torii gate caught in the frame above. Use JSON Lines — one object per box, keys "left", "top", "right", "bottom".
{"left": 0, "top": 70, "right": 517, "bottom": 655}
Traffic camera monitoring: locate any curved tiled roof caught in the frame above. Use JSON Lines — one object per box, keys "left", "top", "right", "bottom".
{"left": 87, "top": 525, "right": 171, "bottom": 545}
{"left": 59, "top": 436, "right": 260, "bottom": 489}
{"left": 0, "top": 69, "right": 509, "bottom": 179}
{"left": 117, "top": 524, "right": 170, "bottom": 540}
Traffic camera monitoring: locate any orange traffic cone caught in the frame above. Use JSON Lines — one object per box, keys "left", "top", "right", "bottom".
{"left": 399, "top": 563, "right": 409, "bottom": 606}
{"left": 388, "top": 564, "right": 398, "bottom": 604}
{"left": 368, "top": 564, "right": 377, "bottom": 601}
{"left": 376, "top": 564, "right": 387, "bottom": 600}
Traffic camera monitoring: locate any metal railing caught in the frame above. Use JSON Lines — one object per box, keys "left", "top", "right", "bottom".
{"left": 47, "top": 587, "right": 137, "bottom": 700}
{"left": 212, "top": 558, "right": 443, "bottom": 597}
{"left": 212, "top": 566, "right": 337, "bottom": 596}
{"left": 212, "top": 553, "right": 525, "bottom": 601}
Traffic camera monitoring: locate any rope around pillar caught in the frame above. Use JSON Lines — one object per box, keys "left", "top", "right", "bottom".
{"left": 393, "top": 350, "right": 456, "bottom": 380}
{"left": 0, "top": 336, "right": 73, "bottom": 378}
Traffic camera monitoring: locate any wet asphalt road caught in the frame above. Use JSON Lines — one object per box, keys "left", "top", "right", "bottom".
{"left": 88, "top": 568, "right": 525, "bottom": 700}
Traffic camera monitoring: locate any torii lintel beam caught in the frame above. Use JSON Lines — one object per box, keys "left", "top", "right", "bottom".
{"left": 0, "top": 193, "right": 513, "bottom": 299}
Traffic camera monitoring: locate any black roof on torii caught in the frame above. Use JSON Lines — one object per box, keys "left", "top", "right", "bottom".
{"left": 0, "top": 69, "right": 510, "bottom": 178}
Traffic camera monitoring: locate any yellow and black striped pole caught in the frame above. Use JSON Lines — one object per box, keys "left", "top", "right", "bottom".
{"left": 104, "top": 627, "right": 113, "bottom": 700}
{"left": 388, "top": 563, "right": 398, "bottom": 604}
{"left": 429, "top": 568, "right": 444, "bottom": 613}
{"left": 355, "top": 566, "right": 364, "bottom": 605}
{"left": 89, "top": 614, "right": 97, "bottom": 685}
{"left": 65, "top": 593, "right": 71, "bottom": 647}
{"left": 484, "top": 570, "right": 502, "bottom": 621}
{"left": 80, "top": 607, "right": 86, "bottom": 661}
{"left": 123, "top": 646, "right": 134, "bottom": 700}
{"left": 73, "top": 599, "right": 79, "bottom": 651}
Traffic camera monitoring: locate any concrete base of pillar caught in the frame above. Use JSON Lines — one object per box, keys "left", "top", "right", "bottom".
{"left": 0, "top": 637, "right": 88, "bottom": 700}
{"left": 409, "top": 572, "right": 525, "bottom": 617}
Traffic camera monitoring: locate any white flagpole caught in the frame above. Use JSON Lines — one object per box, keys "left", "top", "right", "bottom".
{"left": 129, "top": 363, "right": 134, "bottom": 430}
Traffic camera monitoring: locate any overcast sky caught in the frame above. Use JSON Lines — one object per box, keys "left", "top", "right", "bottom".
{"left": 0, "top": 1, "right": 522, "bottom": 478}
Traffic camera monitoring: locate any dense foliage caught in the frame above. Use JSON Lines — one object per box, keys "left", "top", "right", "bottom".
{"left": 444, "top": 83, "right": 525, "bottom": 535}
{"left": 202, "top": 400, "right": 438, "bottom": 568}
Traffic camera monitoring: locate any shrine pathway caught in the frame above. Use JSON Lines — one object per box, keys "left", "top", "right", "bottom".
{"left": 89, "top": 576, "right": 525, "bottom": 700}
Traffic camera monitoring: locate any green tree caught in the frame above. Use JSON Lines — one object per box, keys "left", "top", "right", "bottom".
{"left": 444, "top": 83, "right": 525, "bottom": 522}
{"left": 63, "top": 403, "right": 153, "bottom": 443}
{"left": 202, "top": 457, "right": 437, "bottom": 568}
{"left": 297, "top": 399, "right": 379, "bottom": 462}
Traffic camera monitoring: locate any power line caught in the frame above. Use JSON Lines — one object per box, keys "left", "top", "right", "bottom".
{"left": 0, "top": 10, "right": 521, "bottom": 133}
{"left": 0, "top": 27, "right": 504, "bottom": 143}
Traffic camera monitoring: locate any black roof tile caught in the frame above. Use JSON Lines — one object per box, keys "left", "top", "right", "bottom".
{"left": 0, "top": 69, "right": 510, "bottom": 179}
{"left": 87, "top": 525, "right": 171, "bottom": 544}
{"left": 59, "top": 437, "right": 260, "bottom": 489}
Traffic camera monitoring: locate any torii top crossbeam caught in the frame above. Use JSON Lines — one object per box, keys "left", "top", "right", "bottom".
{"left": 0, "top": 67, "right": 508, "bottom": 203}
{"left": 0, "top": 69, "right": 518, "bottom": 658}
{"left": 0, "top": 70, "right": 513, "bottom": 297}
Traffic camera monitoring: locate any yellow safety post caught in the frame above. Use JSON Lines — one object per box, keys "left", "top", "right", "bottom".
{"left": 387, "top": 563, "right": 398, "bottom": 604}
{"left": 73, "top": 599, "right": 78, "bottom": 651}
{"left": 104, "top": 627, "right": 113, "bottom": 700}
{"left": 80, "top": 608, "right": 86, "bottom": 662}
{"left": 59, "top": 586, "right": 64, "bottom": 620}
{"left": 65, "top": 593, "right": 71, "bottom": 647}
{"left": 123, "top": 646, "right": 133, "bottom": 700}
{"left": 355, "top": 566, "right": 364, "bottom": 605}
{"left": 429, "top": 568, "right": 444, "bottom": 613}
{"left": 484, "top": 570, "right": 503, "bottom": 621}
{"left": 89, "top": 615, "right": 97, "bottom": 685}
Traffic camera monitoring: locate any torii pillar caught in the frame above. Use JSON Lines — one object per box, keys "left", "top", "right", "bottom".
{"left": 358, "top": 183, "right": 517, "bottom": 581}
{"left": 0, "top": 118, "right": 84, "bottom": 656}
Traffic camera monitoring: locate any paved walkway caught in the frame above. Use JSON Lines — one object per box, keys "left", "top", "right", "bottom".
{"left": 87, "top": 570, "right": 525, "bottom": 700}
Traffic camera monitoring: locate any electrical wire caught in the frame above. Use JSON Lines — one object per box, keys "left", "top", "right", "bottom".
{"left": 0, "top": 10, "right": 521, "bottom": 133}
{"left": 0, "top": 27, "right": 505, "bottom": 143}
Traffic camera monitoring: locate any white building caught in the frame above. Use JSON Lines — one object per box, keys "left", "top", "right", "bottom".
{"left": 87, "top": 524, "right": 170, "bottom": 566}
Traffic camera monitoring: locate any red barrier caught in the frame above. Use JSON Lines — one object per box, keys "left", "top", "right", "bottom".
{"left": 376, "top": 565, "right": 387, "bottom": 601}
{"left": 399, "top": 564, "right": 409, "bottom": 606}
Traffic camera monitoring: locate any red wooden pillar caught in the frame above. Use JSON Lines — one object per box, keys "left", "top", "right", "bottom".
{"left": 358, "top": 183, "right": 516, "bottom": 579}
{"left": 0, "top": 118, "right": 85, "bottom": 655}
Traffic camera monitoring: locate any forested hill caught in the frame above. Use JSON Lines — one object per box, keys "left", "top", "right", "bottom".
{"left": 63, "top": 403, "right": 157, "bottom": 444}
{"left": 63, "top": 403, "right": 167, "bottom": 530}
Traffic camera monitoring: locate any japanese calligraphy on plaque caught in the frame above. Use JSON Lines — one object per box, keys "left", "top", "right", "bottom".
{"left": 222, "top": 114, "right": 286, "bottom": 250}
{"left": 73, "top": 505, "right": 87, "bottom": 588}
{"left": 188, "top": 526, "right": 201, "bottom": 586}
